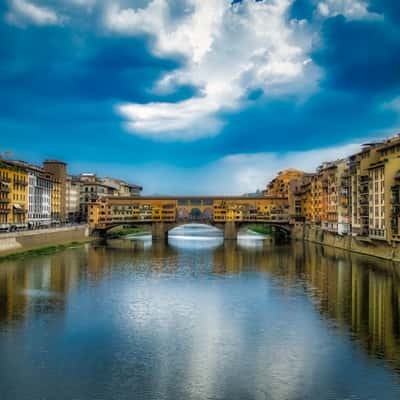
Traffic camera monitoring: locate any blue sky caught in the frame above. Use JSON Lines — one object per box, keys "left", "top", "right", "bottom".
{"left": 1, "top": 0, "right": 399, "bottom": 194}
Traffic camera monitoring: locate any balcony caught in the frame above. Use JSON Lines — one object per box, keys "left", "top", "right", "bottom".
{"left": 0, "top": 208, "right": 10, "bottom": 214}
{"left": 0, "top": 198, "right": 10, "bottom": 204}
{"left": 0, "top": 177, "right": 11, "bottom": 184}
{"left": 369, "top": 229, "right": 386, "bottom": 240}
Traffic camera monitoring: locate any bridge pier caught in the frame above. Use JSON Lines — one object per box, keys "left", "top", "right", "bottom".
{"left": 224, "top": 221, "right": 238, "bottom": 240}
{"left": 152, "top": 222, "right": 168, "bottom": 241}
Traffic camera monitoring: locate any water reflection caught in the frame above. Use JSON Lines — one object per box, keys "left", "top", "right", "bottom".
{"left": 0, "top": 238, "right": 400, "bottom": 399}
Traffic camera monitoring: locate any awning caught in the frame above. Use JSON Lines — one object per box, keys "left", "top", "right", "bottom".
{"left": 13, "top": 204, "right": 22, "bottom": 209}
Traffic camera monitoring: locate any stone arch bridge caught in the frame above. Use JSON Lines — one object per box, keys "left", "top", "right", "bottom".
{"left": 89, "top": 196, "right": 293, "bottom": 240}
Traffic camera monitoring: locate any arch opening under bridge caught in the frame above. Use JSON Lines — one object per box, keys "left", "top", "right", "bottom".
{"left": 168, "top": 223, "right": 223, "bottom": 237}
{"left": 97, "top": 221, "right": 292, "bottom": 242}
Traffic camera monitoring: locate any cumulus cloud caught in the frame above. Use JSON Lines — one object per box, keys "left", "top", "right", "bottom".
{"left": 316, "top": 0, "right": 381, "bottom": 20}
{"left": 106, "top": 0, "right": 318, "bottom": 140}
{"left": 6, "top": 0, "right": 64, "bottom": 26}
{"left": 117, "top": 98, "right": 223, "bottom": 141}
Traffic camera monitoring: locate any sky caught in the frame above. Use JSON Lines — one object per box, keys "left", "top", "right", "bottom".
{"left": 0, "top": 0, "right": 399, "bottom": 195}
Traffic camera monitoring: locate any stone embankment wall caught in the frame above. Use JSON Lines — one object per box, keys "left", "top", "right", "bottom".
{"left": 0, "top": 225, "right": 90, "bottom": 256}
{"left": 292, "top": 224, "right": 400, "bottom": 262}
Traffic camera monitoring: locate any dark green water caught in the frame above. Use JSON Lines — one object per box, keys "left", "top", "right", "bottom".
{"left": 0, "top": 231, "right": 400, "bottom": 399}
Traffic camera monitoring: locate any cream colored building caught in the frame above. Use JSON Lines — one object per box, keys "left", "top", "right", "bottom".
{"left": 368, "top": 135, "right": 400, "bottom": 241}
{"left": 66, "top": 176, "right": 81, "bottom": 223}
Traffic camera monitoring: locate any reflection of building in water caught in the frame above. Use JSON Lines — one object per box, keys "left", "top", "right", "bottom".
{"left": 0, "top": 261, "right": 29, "bottom": 322}
{"left": 0, "top": 249, "right": 83, "bottom": 323}
{"left": 210, "top": 240, "right": 400, "bottom": 372}
{"left": 301, "top": 243, "right": 400, "bottom": 371}
{"left": 0, "top": 241, "right": 399, "bottom": 373}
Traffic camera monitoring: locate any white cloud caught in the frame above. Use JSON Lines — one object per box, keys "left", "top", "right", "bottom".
{"left": 204, "top": 142, "right": 360, "bottom": 194}
{"left": 106, "top": 0, "right": 319, "bottom": 140}
{"left": 6, "top": 0, "right": 64, "bottom": 26}
{"left": 117, "top": 97, "right": 223, "bottom": 141}
{"left": 316, "top": 0, "right": 381, "bottom": 20}
{"left": 72, "top": 142, "right": 361, "bottom": 195}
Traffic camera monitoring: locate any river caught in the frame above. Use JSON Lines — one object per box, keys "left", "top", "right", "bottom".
{"left": 0, "top": 226, "right": 399, "bottom": 399}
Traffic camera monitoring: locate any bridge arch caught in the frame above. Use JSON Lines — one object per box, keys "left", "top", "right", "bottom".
{"left": 167, "top": 222, "right": 223, "bottom": 237}
{"left": 236, "top": 222, "right": 292, "bottom": 241}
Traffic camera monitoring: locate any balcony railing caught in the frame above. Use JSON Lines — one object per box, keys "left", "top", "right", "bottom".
{"left": 0, "top": 177, "right": 11, "bottom": 183}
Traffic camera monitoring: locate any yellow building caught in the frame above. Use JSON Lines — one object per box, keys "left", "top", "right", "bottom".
{"left": 264, "top": 169, "right": 305, "bottom": 198}
{"left": 0, "top": 159, "right": 28, "bottom": 228}
{"left": 265, "top": 169, "right": 305, "bottom": 220}
{"left": 50, "top": 178, "right": 62, "bottom": 223}
{"left": 310, "top": 174, "right": 323, "bottom": 224}
{"left": 293, "top": 177, "right": 314, "bottom": 222}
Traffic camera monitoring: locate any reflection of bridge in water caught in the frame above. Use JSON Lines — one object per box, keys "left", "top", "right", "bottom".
{"left": 88, "top": 196, "right": 293, "bottom": 240}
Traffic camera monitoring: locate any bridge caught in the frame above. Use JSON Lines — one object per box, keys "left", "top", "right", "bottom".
{"left": 88, "top": 196, "right": 292, "bottom": 240}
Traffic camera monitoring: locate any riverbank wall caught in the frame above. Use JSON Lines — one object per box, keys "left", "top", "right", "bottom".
{"left": 292, "top": 224, "right": 400, "bottom": 262}
{"left": 0, "top": 226, "right": 90, "bottom": 257}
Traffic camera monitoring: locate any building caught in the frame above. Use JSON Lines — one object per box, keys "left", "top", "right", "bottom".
{"left": 280, "top": 133, "right": 400, "bottom": 244}
{"left": 264, "top": 169, "right": 305, "bottom": 221}
{"left": 1, "top": 157, "right": 144, "bottom": 228}
{"left": 292, "top": 174, "right": 316, "bottom": 223}
{"left": 101, "top": 177, "right": 142, "bottom": 197}
{"left": 264, "top": 169, "right": 305, "bottom": 198}
{"left": 78, "top": 173, "right": 142, "bottom": 222}
{"left": 315, "top": 160, "right": 351, "bottom": 235}
{"left": 0, "top": 159, "right": 28, "bottom": 229}
{"left": 0, "top": 162, "right": 11, "bottom": 229}
{"left": 51, "top": 178, "right": 62, "bottom": 224}
{"left": 337, "top": 160, "right": 351, "bottom": 235}
{"left": 79, "top": 174, "right": 118, "bottom": 222}
{"left": 66, "top": 176, "right": 81, "bottom": 223}
{"left": 391, "top": 172, "right": 400, "bottom": 242}
{"left": 3, "top": 159, "right": 64, "bottom": 228}
{"left": 367, "top": 135, "right": 400, "bottom": 241}
{"left": 43, "top": 160, "right": 67, "bottom": 223}
{"left": 27, "top": 168, "right": 52, "bottom": 228}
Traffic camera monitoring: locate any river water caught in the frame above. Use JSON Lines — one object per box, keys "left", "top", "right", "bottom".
{"left": 0, "top": 226, "right": 400, "bottom": 399}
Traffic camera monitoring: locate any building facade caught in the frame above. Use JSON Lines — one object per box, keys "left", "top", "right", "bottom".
{"left": 78, "top": 173, "right": 142, "bottom": 222}
{"left": 66, "top": 176, "right": 81, "bottom": 223}
{"left": 284, "top": 134, "right": 400, "bottom": 244}
{"left": 0, "top": 160, "right": 28, "bottom": 229}
{"left": 43, "top": 160, "right": 67, "bottom": 223}
{"left": 27, "top": 171, "right": 52, "bottom": 228}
